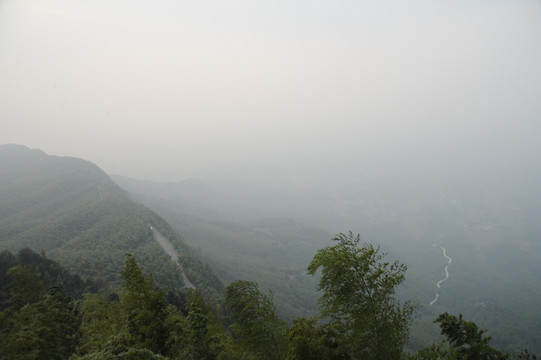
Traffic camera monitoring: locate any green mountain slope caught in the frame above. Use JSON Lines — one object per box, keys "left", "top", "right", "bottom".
{"left": 0, "top": 144, "right": 223, "bottom": 298}
{"left": 111, "top": 172, "right": 541, "bottom": 353}
{"left": 111, "top": 175, "right": 333, "bottom": 320}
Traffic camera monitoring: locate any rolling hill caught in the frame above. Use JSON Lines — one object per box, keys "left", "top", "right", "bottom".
{"left": 0, "top": 144, "right": 223, "bottom": 298}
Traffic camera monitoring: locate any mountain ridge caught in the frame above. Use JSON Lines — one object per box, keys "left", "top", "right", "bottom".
{"left": 0, "top": 144, "right": 223, "bottom": 298}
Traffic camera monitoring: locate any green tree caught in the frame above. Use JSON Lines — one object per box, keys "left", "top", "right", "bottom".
{"left": 307, "top": 232, "right": 418, "bottom": 360}
{"left": 434, "top": 313, "right": 507, "bottom": 360}
{"left": 225, "top": 280, "right": 288, "bottom": 360}
{"left": 120, "top": 254, "right": 168, "bottom": 355}
{"left": 35, "top": 285, "right": 81, "bottom": 358}
{"left": 178, "top": 289, "right": 225, "bottom": 360}
{"left": 287, "top": 317, "right": 348, "bottom": 360}
{"left": 1, "top": 284, "right": 80, "bottom": 360}
{"left": 162, "top": 305, "right": 192, "bottom": 360}
{"left": 78, "top": 293, "right": 126, "bottom": 355}
{"left": 411, "top": 341, "right": 460, "bottom": 360}
{"left": 6, "top": 265, "right": 43, "bottom": 310}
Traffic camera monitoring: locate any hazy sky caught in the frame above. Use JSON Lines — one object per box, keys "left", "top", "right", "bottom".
{"left": 1, "top": 0, "right": 540, "bottom": 181}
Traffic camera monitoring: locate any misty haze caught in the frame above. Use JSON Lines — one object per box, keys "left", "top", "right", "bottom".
{"left": 1, "top": 0, "right": 541, "bottom": 358}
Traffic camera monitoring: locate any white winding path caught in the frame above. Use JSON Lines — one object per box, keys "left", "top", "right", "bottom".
{"left": 430, "top": 245, "right": 452, "bottom": 306}
{"left": 151, "top": 226, "right": 196, "bottom": 289}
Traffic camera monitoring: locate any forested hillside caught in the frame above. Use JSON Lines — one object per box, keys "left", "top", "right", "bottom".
{"left": 112, "top": 171, "right": 541, "bottom": 353}
{"left": 2, "top": 144, "right": 539, "bottom": 355}
{"left": 112, "top": 175, "right": 333, "bottom": 320}
{"left": 0, "top": 144, "right": 223, "bottom": 298}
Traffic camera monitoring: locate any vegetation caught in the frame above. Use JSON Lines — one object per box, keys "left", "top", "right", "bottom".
{"left": 111, "top": 174, "right": 332, "bottom": 320}
{"left": 112, "top": 171, "right": 541, "bottom": 353}
{"left": 226, "top": 280, "right": 288, "bottom": 360}
{"left": 307, "top": 232, "right": 419, "bottom": 359}
{"left": 0, "top": 144, "right": 224, "bottom": 298}
{"left": 0, "top": 239, "right": 537, "bottom": 360}
{"left": 1, "top": 145, "right": 539, "bottom": 357}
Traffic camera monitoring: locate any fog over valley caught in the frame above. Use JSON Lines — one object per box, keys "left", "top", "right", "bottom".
{"left": 1, "top": 0, "right": 541, "bottom": 356}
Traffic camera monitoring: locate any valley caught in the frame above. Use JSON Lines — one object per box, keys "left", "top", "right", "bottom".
{"left": 112, "top": 170, "right": 541, "bottom": 353}
{"left": 1, "top": 144, "right": 540, "bottom": 354}
{"left": 2, "top": 1, "right": 539, "bottom": 357}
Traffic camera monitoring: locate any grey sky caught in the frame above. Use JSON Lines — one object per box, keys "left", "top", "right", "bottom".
{"left": 1, "top": 0, "right": 540, "bottom": 181}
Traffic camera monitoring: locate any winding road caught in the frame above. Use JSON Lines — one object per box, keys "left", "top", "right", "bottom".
{"left": 430, "top": 245, "right": 452, "bottom": 306}
{"left": 151, "top": 226, "right": 196, "bottom": 289}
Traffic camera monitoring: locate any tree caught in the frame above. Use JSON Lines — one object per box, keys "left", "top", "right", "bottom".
{"left": 434, "top": 313, "right": 507, "bottom": 360}
{"left": 1, "top": 284, "right": 80, "bottom": 360}
{"left": 225, "top": 280, "right": 288, "bottom": 360}
{"left": 179, "top": 289, "right": 224, "bottom": 360}
{"left": 78, "top": 293, "right": 125, "bottom": 355}
{"left": 307, "top": 232, "right": 418, "bottom": 360}
{"left": 287, "top": 317, "right": 348, "bottom": 360}
{"left": 6, "top": 265, "right": 43, "bottom": 310}
{"left": 33, "top": 285, "right": 81, "bottom": 359}
{"left": 120, "top": 254, "right": 168, "bottom": 355}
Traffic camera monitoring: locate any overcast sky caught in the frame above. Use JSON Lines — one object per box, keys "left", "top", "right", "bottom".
{"left": 1, "top": 0, "right": 540, "bottom": 182}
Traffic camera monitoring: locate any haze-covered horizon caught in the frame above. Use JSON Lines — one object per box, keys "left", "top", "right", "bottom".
{"left": 2, "top": 0, "right": 540, "bottom": 183}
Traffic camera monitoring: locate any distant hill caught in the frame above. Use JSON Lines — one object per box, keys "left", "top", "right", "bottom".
{"left": 0, "top": 144, "right": 223, "bottom": 298}
{"left": 111, "top": 174, "right": 333, "bottom": 320}
{"left": 112, "top": 171, "right": 541, "bottom": 353}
